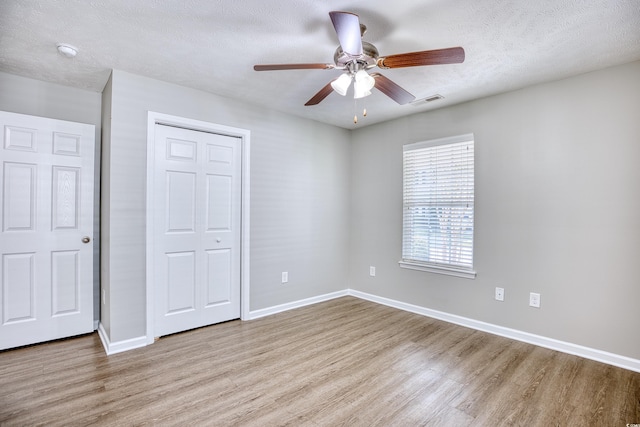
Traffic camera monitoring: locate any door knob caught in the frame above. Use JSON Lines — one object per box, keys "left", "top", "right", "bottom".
{"left": 82, "top": 236, "right": 91, "bottom": 244}
{"left": 216, "top": 238, "right": 222, "bottom": 243}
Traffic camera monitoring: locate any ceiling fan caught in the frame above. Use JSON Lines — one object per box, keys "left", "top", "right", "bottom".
{"left": 254, "top": 11, "right": 465, "bottom": 111}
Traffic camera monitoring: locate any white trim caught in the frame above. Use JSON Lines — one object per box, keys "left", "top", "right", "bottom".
{"left": 348, "top": 289, "right": 640, "bottom": 373}
{"left": 240, "top": 131, "right": 251, "bottom": 321}
{"left": 98, "top": 323, "right": 147, "bottom": 355}
{"left": 399, "top": 260, "right": 476, "bottom": 279}
{"left": 145, "top": 111, "right": 251, "bottom": 345}
{"left": 404, "top": 132, "right": 474, "bottom": 151}
{"left": 248, "top": 290, "right": 349, "bottom": 320}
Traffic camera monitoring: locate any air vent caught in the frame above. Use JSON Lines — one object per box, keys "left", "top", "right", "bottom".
{"left": 411, "top": 94, "right": 444, "bottom": 106}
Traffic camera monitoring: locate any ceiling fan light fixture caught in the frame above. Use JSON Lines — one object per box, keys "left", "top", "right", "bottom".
{"left": 353, "top": 70, "right": 375, "bottom": 99}
{"left": 331, "top": 73, "right": 352, "bottom": 96}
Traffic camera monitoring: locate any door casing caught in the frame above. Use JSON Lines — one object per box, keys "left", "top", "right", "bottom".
{"left": 145, "top": 112, "right": 250, "bottom": 344}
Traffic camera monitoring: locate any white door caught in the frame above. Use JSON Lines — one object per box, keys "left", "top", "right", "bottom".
{"left": 0, "top": 111, "right": 94, "bottom": 350}
{"left": 154, "top": 124, "right": 241, "bottom": 337}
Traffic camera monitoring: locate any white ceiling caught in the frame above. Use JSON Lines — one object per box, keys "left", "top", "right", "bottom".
{"left": 1, "top": 0, "right": 639, "bottom": 129}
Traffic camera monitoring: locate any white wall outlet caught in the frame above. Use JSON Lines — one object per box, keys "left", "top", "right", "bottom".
{"left": 369, "top": 266, "right": 376, "bottom": 277}
{"left": 281, "top": 271, "right": 288, "bottom": 284}
{"left": 495, "top": 287, "right": 504, "bottom": 301}
{"left": 102, "top": 289, "right": 106, "bottom": 305}
{"left": 529, "top": 292, "right": 541, "bottom": 308}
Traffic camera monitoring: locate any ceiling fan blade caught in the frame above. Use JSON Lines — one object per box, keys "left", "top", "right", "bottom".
{"left": 370, "top": 73, "right": 415, "bottom": 105}
{"left": 305, "top": 81, "right": 335, "bottom": 106}
{"left": 329, "top": 11, "right": 363, "bottom": 56}
{"left": 254, "top": 63, "right": 335, "bottom": 71}
{"left": 377, "top": 47, "right": 465, "bottom": 69}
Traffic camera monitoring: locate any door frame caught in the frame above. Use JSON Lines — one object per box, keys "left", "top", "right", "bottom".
{"left": 145, "top": 112, "right": 250, "bottom": 344}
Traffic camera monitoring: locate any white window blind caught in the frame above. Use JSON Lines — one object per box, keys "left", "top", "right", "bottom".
{"left": 401, "top": 134, "right": 475, "bottom": 277}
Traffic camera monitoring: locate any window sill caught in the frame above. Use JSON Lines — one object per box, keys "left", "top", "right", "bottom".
{"left": 398, "top": 260, "right": 476, "bottom": 279}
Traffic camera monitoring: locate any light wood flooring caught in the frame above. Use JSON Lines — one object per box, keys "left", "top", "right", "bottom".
{"left": 1, "top": 296, "right": 639, "bottom": 426}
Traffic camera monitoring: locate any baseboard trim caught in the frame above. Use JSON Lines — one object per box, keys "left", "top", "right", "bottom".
{"left": 248, "top": 290, "right": 349, "bottom": 320}
{"left": 348, "top": 289, "right": 640, "bottom": 373}
{"left": 97, "top": 323, "right": 147, "bottom": 355}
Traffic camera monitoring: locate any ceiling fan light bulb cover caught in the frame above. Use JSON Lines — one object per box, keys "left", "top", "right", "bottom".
{"left": 355, "top": 70, "right": 375, "bottom": 91}
{"left": 331, "top": 73, "right": 352, "bottom": 96}
{"left": 353, "top": 84, "right": 372, "bottom": 99}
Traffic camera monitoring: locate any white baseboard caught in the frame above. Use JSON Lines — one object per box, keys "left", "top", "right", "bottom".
{"left": 348, "top": 289, "right": 640, "bottom": 373}
{"left": 248, "top": 289, "right": 349, "bottom": 320}
{"left": 97, "top": 323, "right": 147, "bottom": 355}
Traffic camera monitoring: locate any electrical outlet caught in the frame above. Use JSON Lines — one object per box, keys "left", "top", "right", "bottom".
{"left": 369, "top": 266, "right": 376, "bottom": 277}
{"left": 102, "top": 289, "right": 106, "bottom": 305}
{"left": 529, "top": 292, "right": 541, "bottom": 308}
{"left": 282, "top": 272, "right": 288, "bottom": 284}
{"left": 495, "top": 287, "right": 504, "bottom": 301}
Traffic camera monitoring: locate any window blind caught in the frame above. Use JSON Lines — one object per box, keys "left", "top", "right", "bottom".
{"left": 402, "top": 136, "right": 474, "bottom": 271}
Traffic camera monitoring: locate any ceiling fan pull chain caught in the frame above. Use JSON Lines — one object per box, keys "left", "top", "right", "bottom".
{"left": 353, "top": 98, "right": 358, "bottom": 124}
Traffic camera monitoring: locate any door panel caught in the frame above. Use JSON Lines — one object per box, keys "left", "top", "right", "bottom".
{"left": 206, "top": 249, "right": 232, "bottom": 306}
{"left": 3, "top": 162, "right": 36, "bottom": 231}
{"left": 3, "top": 252, "right": 35, "bottom": 323}
{"left": 52, "top": 132, "right": 81, "bottom": 155}
{"left": 0, "top": 111, "right": 94, "bottom": 350}
{"left": 52, "top": 166, "right": 80, "bottom": 229}
{"left": 166, "top": 171, "right": 197, "bottom": 232}
{"left": 51, "top": 250, "right": 79, "bottom": 315}
{"left": 166, "top": 251, "right": 196, "bottom": 314}
{"left": 206, "top": 174, "right": 232, "bottom": 230}
{"left": 154, "top": 124, "right": 241, "bottom": 337}
{"left": 4, "top": 126, "right": 37, "bottom": 151}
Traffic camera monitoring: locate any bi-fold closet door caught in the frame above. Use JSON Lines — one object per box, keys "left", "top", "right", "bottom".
{"left": 153, "top": 124, "right": 241, "bottom": 337}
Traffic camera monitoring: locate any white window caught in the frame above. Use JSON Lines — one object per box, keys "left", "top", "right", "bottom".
{"left": 400, "top": 134, "right": 476, "bottom": 279}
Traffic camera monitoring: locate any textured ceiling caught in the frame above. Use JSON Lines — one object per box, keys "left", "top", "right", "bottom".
{"left": 1, "top": 0, "right": 639, "bottom": 129}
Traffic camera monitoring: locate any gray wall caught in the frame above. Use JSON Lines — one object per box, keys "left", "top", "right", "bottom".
{"left": 0, "top": 72, "right": 103, "bottom": 324}
{"left": 349, "top": 60, "right": 640, "bottom": 360}
{"left": 102, "top": 70, "right": 351, "bottom": 342}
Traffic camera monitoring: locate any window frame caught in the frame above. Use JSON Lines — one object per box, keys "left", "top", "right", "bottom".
{"left": 399, "top": 133, "right": 476, "bottom": 279}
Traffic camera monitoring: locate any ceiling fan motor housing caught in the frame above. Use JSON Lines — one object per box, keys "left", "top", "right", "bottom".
{"left": 334, "top": 41, "right": 379, "bottom": 71}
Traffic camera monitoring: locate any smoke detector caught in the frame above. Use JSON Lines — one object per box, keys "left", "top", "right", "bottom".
{"left": 56, "top": 43, "right": 78, "bottom": 58}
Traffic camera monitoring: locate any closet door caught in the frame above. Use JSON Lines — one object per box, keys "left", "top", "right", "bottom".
{"left": 153, "top": 124, "right": 241, "bottom": 337}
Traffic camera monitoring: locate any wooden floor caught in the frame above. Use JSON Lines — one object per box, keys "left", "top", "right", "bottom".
{"left": 1, "top": 297, "right": 638, "bottom": 426}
